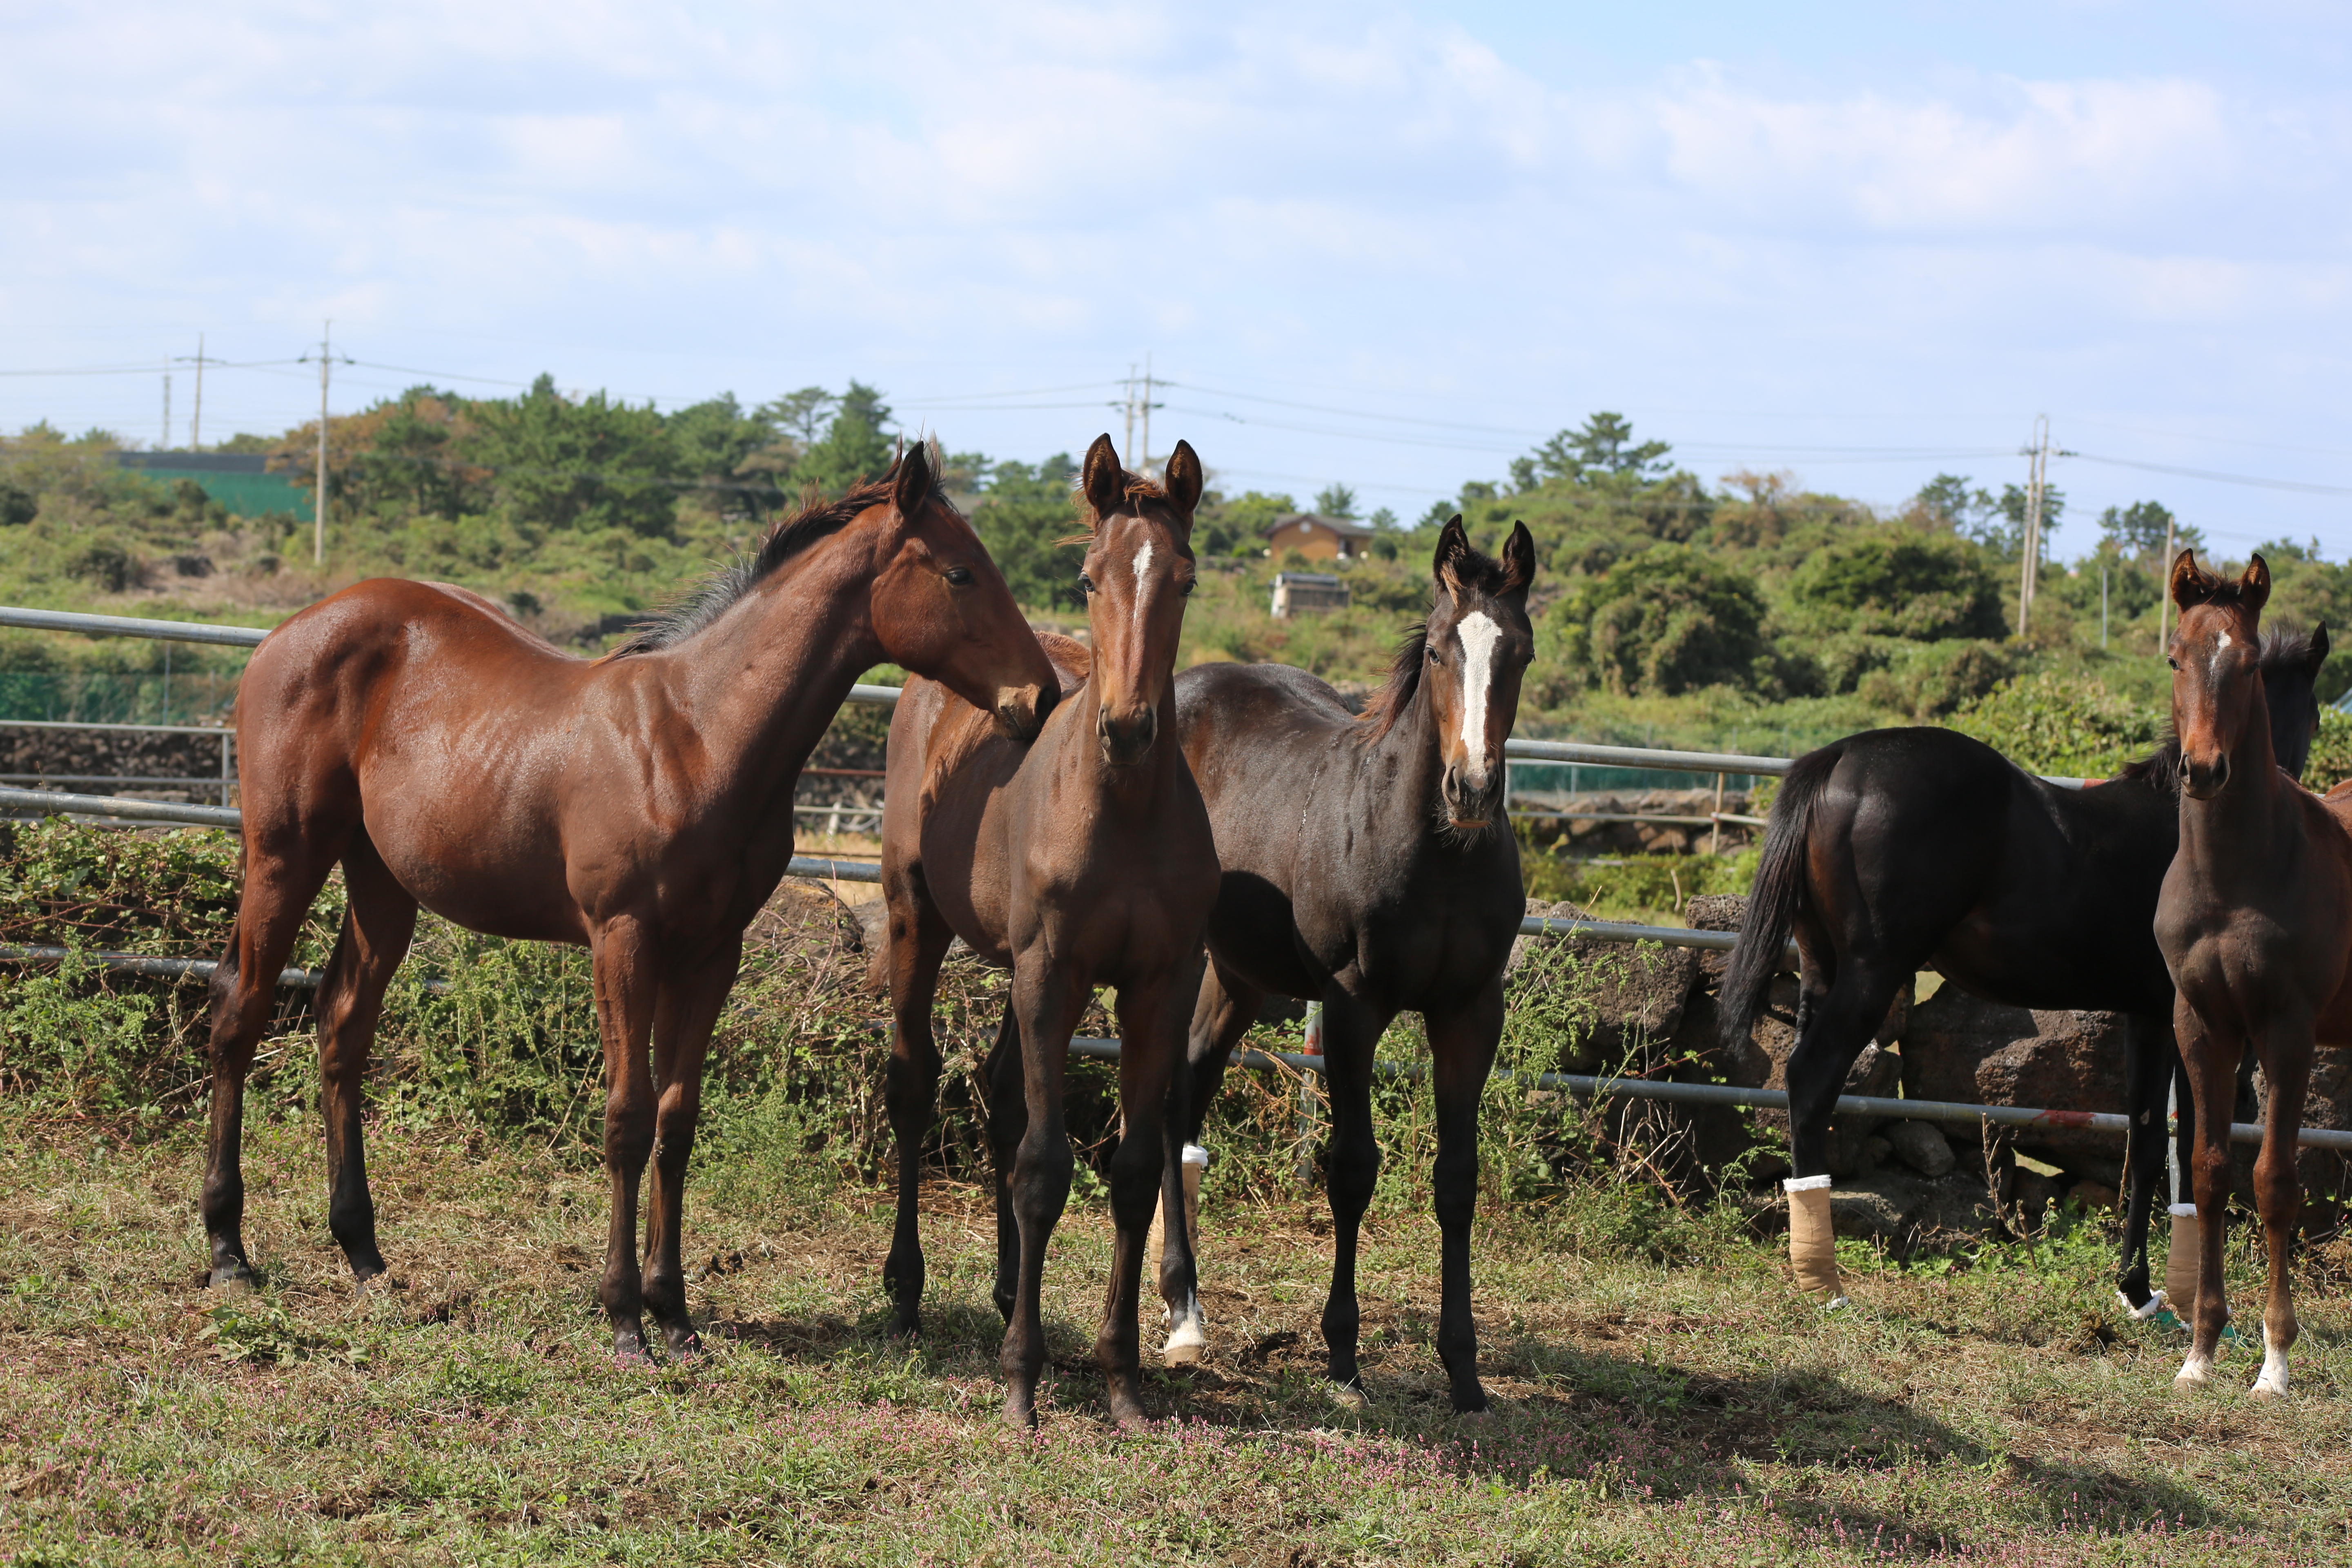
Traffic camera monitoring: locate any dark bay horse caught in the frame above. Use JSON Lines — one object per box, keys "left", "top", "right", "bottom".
{"left": 2157, "top": 551, "right": 2352, "bottom": 1396}
{"left": 1169, "top": 518, "right": 1537, "bottom": 1412}
{"left": 1724, "top": 630, "right": 2326, "bottom": 1310}
{"left": 204, "top": 445, "right": 1058, "bottom": 1357}
{"left": 877, "top": 434, "right": 1219, "bottom": 1429}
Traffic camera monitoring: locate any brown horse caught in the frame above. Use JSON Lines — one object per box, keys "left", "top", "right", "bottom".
{"left": 2157, "top": 550, "right": 2352, "bottom": 1396}
{"left": 877, "top": 434, "right": 1218, "bottom": 1428}
{"left": 202, "top": 444, "right": 1058, "bottom": 1359}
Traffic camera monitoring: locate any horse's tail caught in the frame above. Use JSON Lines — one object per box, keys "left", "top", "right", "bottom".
{"left": 1720, "top": 742, "right": 1843, "bottom": 1054}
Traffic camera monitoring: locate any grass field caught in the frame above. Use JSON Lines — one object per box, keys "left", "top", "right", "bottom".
{"left": 4, "top": 1105, "right": 2349, "bottom": 1566}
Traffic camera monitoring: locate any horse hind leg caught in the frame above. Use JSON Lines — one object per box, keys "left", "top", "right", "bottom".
{"left": 315, "top": 836, "right": 418, "bottom": 1288}
{"left": 201, "top": 828, "right": 346, "bottom": 1288}
{"left": 1158, "top": 953, "right": 1250, "bottom": 1366}
{"left": 2114, "top": 1012, "right": 2174, "bottom": 1316}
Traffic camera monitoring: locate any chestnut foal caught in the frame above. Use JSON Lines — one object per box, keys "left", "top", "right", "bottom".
{"left": 877, "top": 434, "right": 1218, "bottom": 1428}
{"left": 203, "top": 445, "right": 1057, "bottom": 1357}
{"left": 2156, "top": 550, "right": 2349, "bottom": 1396}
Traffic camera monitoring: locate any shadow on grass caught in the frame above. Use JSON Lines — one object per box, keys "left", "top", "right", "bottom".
{"left": 706, "top": 1289, "right": 2238, "bottom": 1547}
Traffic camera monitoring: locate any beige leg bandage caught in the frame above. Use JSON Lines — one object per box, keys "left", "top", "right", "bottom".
{"left": 1147, "top": 1146, "right": 1210, "bottom": 1279}
{"left": 1786, "top": 1175, "right": 1843, "bottom": 1299}
{"left": 2163, "top": 1203, "right": 2201, "bottom": 1316}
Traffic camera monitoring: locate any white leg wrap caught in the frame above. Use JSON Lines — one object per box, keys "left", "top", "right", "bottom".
{"left": 2119, "top": 1287, "right": 2169, "bottom": 1321}
{"left": 2163, "top": 1203, "right": 2201, "bottom": 1318}
{"left": 2252, "top": 1329, "right": 2290, "bottom": 1399}
{"left": 1157, "top": 1146, "right": 1210, "bottom": 1365}
{"left": 1785, "top": 1176, "right": 1844, "bottom": 1301}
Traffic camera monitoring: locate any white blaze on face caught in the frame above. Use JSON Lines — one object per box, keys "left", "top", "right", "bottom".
{"left": 1455, "top": 610, "right": 1503, "bottom": 780}
{"left": 1131, "top": 538, "right": 1155, "bottom": 631}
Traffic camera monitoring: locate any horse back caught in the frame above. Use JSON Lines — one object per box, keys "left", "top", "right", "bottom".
{"left": 1173, "top": 661, "right": 1515, "bottom": 1012}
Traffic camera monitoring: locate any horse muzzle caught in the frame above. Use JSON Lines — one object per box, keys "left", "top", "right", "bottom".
{"left": 1097, "top": 705, "right": 1158, "bottom": 767}
{"left": 2181, "top": 753, "right": 2230, "bottom": 800}
{"left": 995, "top": 682, "right": 1056, "bottom": 741}
{"left": 1441, "top": 762, "right": 1501, "bottom": 830}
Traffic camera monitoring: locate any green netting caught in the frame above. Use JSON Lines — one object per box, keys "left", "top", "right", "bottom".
{"left": 0, "top": 670, "right": 236, "bottom": 726}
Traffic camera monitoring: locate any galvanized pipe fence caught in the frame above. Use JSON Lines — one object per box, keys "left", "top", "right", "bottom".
{"left": 0, "top": 603, "right": 2217, "bottom": 1149}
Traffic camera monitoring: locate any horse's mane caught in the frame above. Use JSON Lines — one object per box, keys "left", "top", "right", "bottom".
{"left": 2114, "top": 626, "right": 2319, "bottom": 790}
{"left": 1356, "top": 534, "right": 1520, "bottom": 743}
{"left": 607, "top": 452, "right": 938, "bottom": 657}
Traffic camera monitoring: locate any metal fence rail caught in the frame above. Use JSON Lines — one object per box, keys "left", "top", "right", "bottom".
{"left": 1065, "top": 1038, "right": 2352, "bottom": 1151}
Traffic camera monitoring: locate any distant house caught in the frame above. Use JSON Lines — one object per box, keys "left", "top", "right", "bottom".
{"left": 1265, "top": 512, "right": 1376, "bottom": 561}
{"left": 1270, "top": 572, "right": 1350, "bottom": 619}
{"left": 111, "top": 452, "right": 308, "bottom": 519}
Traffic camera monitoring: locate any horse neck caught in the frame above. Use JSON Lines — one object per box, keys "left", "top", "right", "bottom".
{"left": 2181, "top": 675, "right": 2295, "bottom": 859}
{"left": 1363, "top": 673, "right": 1453, "bottom": 849}
{"left": 656, "top": 532, "right": 882, "bottom": 800}
{"left": 1065, "top": 667, "right": 1185, "bottom": 815}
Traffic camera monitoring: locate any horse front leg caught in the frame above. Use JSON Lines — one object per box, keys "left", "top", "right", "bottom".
{"left": 2116, "top": 1011, "right": 2174, "bottom": 1316}
{"left": 1000, "top": 962, "right": 1078, "bottom": 1429}
{"left": 2249, "top": 1018, "right": 2314, "bottom": 1399}
{"left": 880, "top": 878, "right": 954, "bottom": 1338}
{"left": 1426, "top": 982, "right": 1504, "bottom": 1414}
{"left": 980, "top": 1003, "right": 1026, "bottom": 1324}
{"left": 1314, "top": 989, "right": 1388, "bottom": 1402}
{"left": 1095, "top": 964, "right": 1198, "bottom": 1427}
{"left": 2175, "top": 995, "right": 2242, "bottom": 1389}
{"left": 639, "top": 940, "right": 742, "bottom": 1357}
{"left": 590, "top": 920, "right": 662, "bottom": 1358}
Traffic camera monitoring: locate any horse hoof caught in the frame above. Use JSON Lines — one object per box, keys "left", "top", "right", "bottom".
{"left": 208, "top": 1266, "right": 257, "bottom": 1293}
{"left": 2174, "top": 1357, "right": 2214, "bottom": 1391}
{"left": 1326, "top": 1380, "right": 1370, "bottom": 1412}
{"left": 1001, "top": 1396, "right": 1038, "bottom": 1430}
{"left": 664, "top": 1324, "right": 704, "bottom": 1359}
{"left": 1452, "top": 1390, "right": 1494, "bottom": 1417}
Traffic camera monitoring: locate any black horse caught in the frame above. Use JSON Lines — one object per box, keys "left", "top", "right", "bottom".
{"left": 1166, "top": 518, "right": 1536, "bottom": 1412}
{"left": 1722, "top": 628, "right": 2329, "bottom": 1310}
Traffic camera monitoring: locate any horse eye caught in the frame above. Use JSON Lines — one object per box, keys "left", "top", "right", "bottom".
{"left": 1180, "top": 578, "right": 1196, "bottom": 596}
{"left": 1079, "top": 574, "right": 1096, "bottom": 595}
{"left": 2167, "top": 657, "right": 2179, "bottom": 670}
{"left": 944, "top": 566, "right": 975, "bottom": 587}
{"left": 1427, "top": 648, "right": 1443, "bottom": 666}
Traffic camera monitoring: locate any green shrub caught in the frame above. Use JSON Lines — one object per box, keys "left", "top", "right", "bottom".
{"left": 1784, "top": 526, "right": 2005, "bottom": 640}
{"left": 1549, "top": 545, "right": 1776, "bottom": 697}
{"left": 1948, "top": 671, "right": 2166, "bottom": 777}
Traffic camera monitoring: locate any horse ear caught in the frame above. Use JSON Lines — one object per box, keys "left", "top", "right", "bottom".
{"left": 2241, "top": 553, "right": 2271, "bottom": 617}
{"left": 1432, "top": 515, "right": 1470, "bottom": 592}
{"left": 1081, "top": 434, "right": 1125, "bottom": 519}
{"left": 1498, "top": 521, "right": 1537, "bottom": 597}
{"left": 891, "top": 439, "right": 933, "bottom": 519}
{"left": 2312, "top": 624, "right": 2331, "bottom": 673}
{"left": 1162, "top": 439, "right": 1204, "bottom": 518}
{"left": 2170, "top": 549, "right": 2214, "bottom": 611}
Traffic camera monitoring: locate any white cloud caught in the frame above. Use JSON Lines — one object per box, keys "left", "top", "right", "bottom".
{"left": 2, "top": 1, "right": 2349, "bottom": 541}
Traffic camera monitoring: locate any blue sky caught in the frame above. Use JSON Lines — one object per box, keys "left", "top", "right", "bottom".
{"left": 4, "top": 1, "right": 2349, "bottom": 557}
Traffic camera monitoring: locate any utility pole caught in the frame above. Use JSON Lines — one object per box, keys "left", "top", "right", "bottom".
{"left": 2015, "top": 415, "right": 2074, "bottom": 638}
{"left": 2100, "top": 559, "right": 2109, "bottom": 648}
{"left": 1112, "top": 360, "right": 1164, "bottom": 472}
{"left": 1121, "top": 363, "right": 1136, "bottom": 468}
{"left": 190, "top": 333, "right": 205, "bottom": 449}
{"left": 2159, "top": 515, "right": 2178, "bottom": 653}
{"left": 161, "top": 359, "right": 172, "bottom": 451}
{"left": 310, "top": 322, "right": 332, "bottom": 565}
{"left": 1139, "top": 352, "right": 1156, "bottom": 477}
